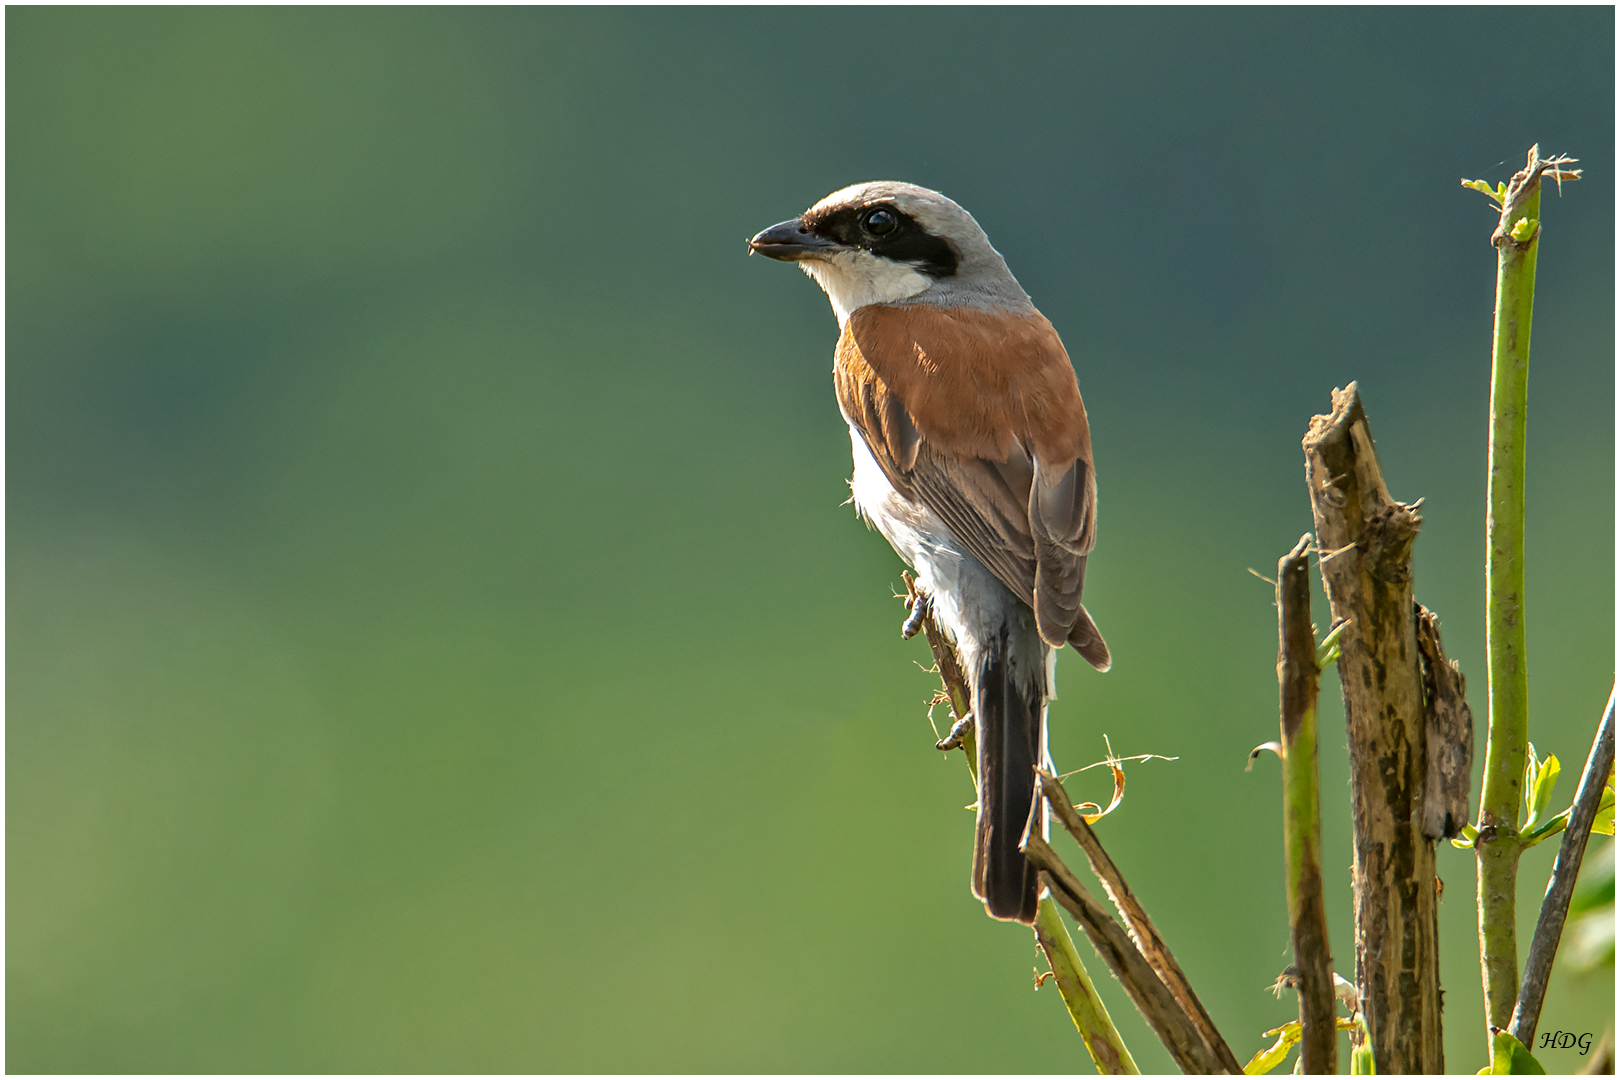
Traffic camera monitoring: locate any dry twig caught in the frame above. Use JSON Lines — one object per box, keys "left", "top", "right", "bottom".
{"left": 1036, "top": 770, "right": 1243, "bottom": 1073}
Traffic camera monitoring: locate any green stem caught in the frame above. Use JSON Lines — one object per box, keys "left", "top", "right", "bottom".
{"left": 1034, "top": 894, "right": 1140, "bottom": 1074}
{"left": 1477, "top": 149, "right": 1546, "bottom": 1042}
{"left": 1278, "top": 537, "right": 1336, "bottom": 1073}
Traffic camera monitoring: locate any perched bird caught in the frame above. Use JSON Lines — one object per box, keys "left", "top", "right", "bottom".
{"left": 749, "top": 182, "right": 1109, "bottom": 924}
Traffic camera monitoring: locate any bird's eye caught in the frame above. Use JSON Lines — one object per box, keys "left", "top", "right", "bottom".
{"left": 863, "top": 208, "right": 899, "bottom": 236}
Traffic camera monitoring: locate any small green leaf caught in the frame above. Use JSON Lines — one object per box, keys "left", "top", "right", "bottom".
{"left": 1244, "top": 1021, "right": 1301, "bottom": 1074}
{"left": 1315, "top": 621, "right": 1349, "bottom": 668}
{"left": 1488, "top": 1028, "right": 1546, "bottom": 1074}
{"left": 1349, "top": 1012, "right": 1376, "bottom": 1074}
{"left": 1592, "top": 786, "right": 1615, "bottom": 837}
{"left": 1523, "top": 744, "right": 1541, "bottom": 818}
{"left": 1509, "top": 217, "right": 1539, "bottom": 243}
{"left": 1522, "top": 745, "right": 1554, "bottom": 831}
{"left": 1462, "top": 178, "right": 1504, "bottom": 205}
{"left": 1530, "top": 753, "right": 1561, "bottom": 822}
{"left": 1452, "top": 823, "right": 1480, "bottom": 849}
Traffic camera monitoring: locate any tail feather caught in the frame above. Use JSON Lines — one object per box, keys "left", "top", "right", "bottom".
{"left": 971, "top": 635, "right": 1043, "bottom": 924}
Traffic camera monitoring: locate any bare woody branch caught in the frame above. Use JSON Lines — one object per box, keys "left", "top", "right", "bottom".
{"left": 1276, "top": 535, "right": 1336, "bottom": 1074}
{"left": 1303, "top": 383, "right": 1445, "bottom": 1074}
{"left": 1035, "top": 770, "right": 1243, "bottom": 1074}
{"left": 1416, "top": 607, "right": 1475, "bottom": 841}
{"left": 1510, "top": 689, "right": 1617, "bottom": 1047}
{"left": 908, "top": 575, "right": 1240, "bottom": 1075}
{"left": 1023, "top": 833, "right": 1238, "bottom": 1074}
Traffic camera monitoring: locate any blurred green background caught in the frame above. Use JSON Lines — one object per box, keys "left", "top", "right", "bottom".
{"left": 7, "top": 7, "right": 1613, "bottom": 1074}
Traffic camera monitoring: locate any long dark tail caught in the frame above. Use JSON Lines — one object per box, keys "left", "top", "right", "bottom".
{"left": 971, "top": 632, "right": 1044, "bottom": 924}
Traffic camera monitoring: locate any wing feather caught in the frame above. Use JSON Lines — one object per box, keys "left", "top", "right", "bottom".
{"left": 834, "top": 304, "right": 1108, "bottom": 667}
{"left": 909, "top": 449, "right": 1036, "bottom": 601}
{"left": 1030, "top": 458, "right": 1095, "bottom": 645}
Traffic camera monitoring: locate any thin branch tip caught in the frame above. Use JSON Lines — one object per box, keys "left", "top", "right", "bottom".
{"left": 1509, "top": 690, "right": 1615, "bottom": 1047}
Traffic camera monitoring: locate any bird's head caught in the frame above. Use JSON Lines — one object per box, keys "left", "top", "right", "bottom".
{"left": 748, "top": 181, "right": 1032, "bottom": 325}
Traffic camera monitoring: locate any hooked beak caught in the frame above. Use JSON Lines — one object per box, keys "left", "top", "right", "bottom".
{"left": 747, "top": 218, "right": 846, "bottom": 261}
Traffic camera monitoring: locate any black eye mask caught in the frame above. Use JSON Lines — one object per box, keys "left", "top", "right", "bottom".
{"left": 801, "top": 203, "right": 960, "bottom": 279}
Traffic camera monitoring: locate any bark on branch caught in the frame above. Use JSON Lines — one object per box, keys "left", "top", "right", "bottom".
{"left": 1035, "top": 770, "right": 1243, "bottom": 1074}
{"left": 1416, "top": 607, "right": 1475, "bottom": 841}
{"left": 907, "top": 573, "right": 1241, "bottom": 1073}
{"left": 1303, "top": 383, "right": 1445, "bottom": 1074}
{"left": 1024, "top": 834, "right": 1238, "bottom": 1074}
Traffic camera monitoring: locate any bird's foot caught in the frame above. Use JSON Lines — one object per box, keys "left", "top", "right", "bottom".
{"left": 900, "top": 571, "right": 929, "bottom": 640}
{"left": 935, "top": 711, "right": 974, "bottom": 752}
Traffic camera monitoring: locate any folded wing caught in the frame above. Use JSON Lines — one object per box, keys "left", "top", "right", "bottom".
{"left": 835, "top": 304, "right": 1109, "bottom": 671}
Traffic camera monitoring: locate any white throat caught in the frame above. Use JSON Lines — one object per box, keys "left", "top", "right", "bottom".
{"left": 801, "top": 251, "right": 931, "bottom": 327}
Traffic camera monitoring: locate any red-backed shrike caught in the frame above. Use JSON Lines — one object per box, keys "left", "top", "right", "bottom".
{"left": 750, "top": 182, "right": 1109, "bottom": 924}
